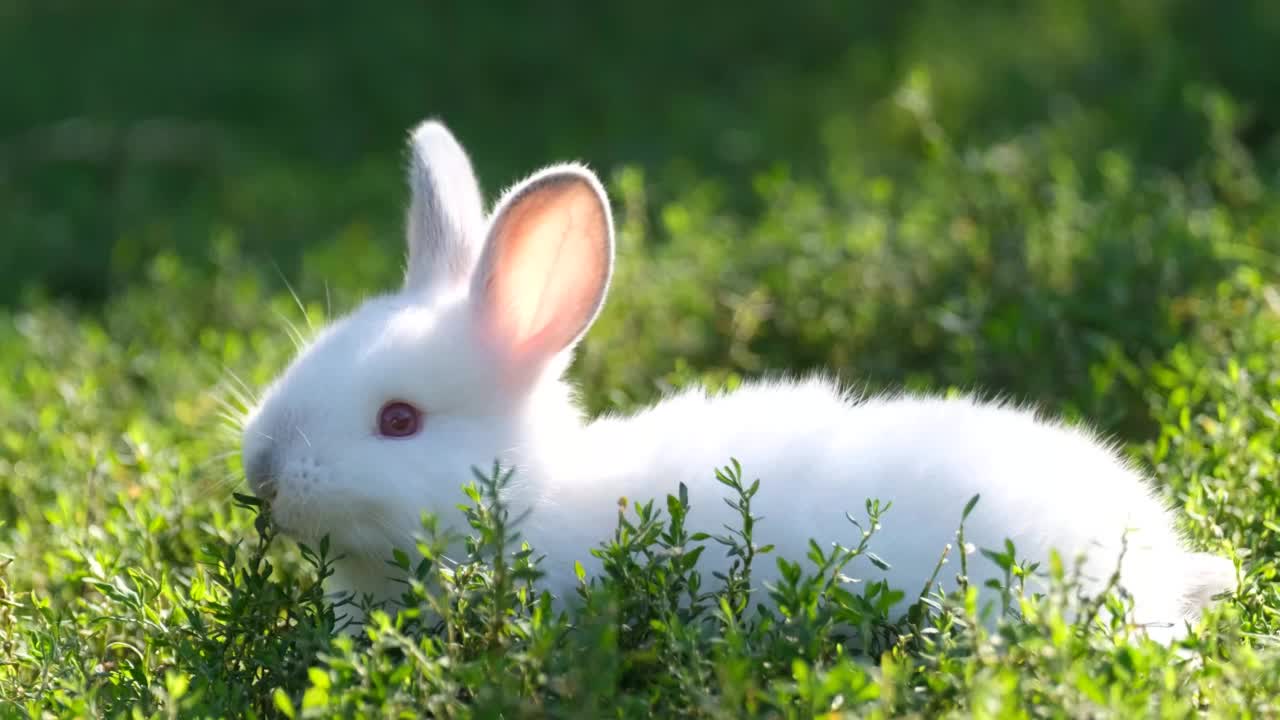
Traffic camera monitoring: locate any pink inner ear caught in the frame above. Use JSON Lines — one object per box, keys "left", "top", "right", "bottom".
{"left": 483, "top": 177, "right": 610, "bottom": 360}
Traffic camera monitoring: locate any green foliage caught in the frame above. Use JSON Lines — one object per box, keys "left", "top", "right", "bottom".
{"left": 3, "top": 244, "right": 1279, "bottom": 715}
{"left": 4, "top": 2, "right": 1280, "bottom": 717}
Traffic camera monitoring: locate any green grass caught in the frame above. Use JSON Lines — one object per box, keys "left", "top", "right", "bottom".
{"left": 4, "top": 1, "right": 1280, "bottom": 717}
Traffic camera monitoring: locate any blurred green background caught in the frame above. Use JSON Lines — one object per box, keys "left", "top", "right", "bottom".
{"left": 4, "top": 0, "right": 1280, "bottom": 437}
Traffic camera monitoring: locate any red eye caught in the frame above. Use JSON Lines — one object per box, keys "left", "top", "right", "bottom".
{"left": 377, "top": 401, "right": 421, "bottom": 438}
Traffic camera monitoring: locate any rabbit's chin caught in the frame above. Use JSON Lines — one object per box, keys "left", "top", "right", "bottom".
{"left": 266, "top": 497, "right": 415, "bottom": 567}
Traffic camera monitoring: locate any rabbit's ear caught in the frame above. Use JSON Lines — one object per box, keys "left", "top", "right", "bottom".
{"left": 403, "top": 120, "right": 486, "bottom": 294}
{"left": 471, "top": 164, "right": 613, "bottom": 379}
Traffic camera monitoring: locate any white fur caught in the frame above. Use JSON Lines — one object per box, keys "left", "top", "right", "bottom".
{"left": 242, "top": 120, "right": 1235, "bottom": 640}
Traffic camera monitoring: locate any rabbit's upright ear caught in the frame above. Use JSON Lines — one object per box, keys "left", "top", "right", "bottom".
{"left": 471, "top": 164, "right": 614, "bottom": 381}
{"left": 403, "top": 120, "right": 486, "bottom": 294}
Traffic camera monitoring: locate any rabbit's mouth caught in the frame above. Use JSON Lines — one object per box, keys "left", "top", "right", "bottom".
{"left": 264, "top": 505, "right": 308, "bottom": 542}
{"left": 259, "top": 493, "right": 327, "bottom": 545}
{"left": 266, "top": 493, "right": 413, "bottom": 563}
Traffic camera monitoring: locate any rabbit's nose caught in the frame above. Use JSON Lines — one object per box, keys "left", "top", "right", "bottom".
{"left": 244, "top": 448, "right": 278, "bottom": 502}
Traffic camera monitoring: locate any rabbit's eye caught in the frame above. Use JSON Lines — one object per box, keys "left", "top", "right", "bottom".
{"left": 377, "top": 401, "right": 421, "bottom": 438}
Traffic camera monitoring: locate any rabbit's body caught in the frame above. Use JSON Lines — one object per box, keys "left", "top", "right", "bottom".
{"left": 241, "top": 120, "right": 1234, "bottom": 641}
{"left": 510, "top": 378, "right": 1225, "bottom": 636}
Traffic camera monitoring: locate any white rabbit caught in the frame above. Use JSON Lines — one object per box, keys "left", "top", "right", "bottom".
{"left": 241, "top": 120, "right": 1235, "bottom": 640}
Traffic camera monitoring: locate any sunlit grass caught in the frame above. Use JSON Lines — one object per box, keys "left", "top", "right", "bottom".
{"left": 2, "top": 144, "right": 1278, "bottom": 713}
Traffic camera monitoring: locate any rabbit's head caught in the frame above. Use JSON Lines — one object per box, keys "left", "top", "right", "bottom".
{"left": 240, "top": 120, "right": 614, "bottom": 559}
